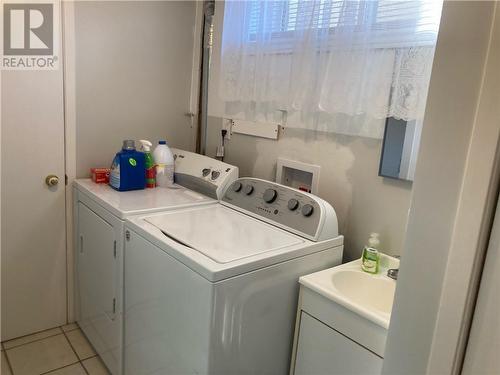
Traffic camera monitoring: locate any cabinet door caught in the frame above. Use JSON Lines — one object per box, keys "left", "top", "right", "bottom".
{"left": 78, "top": 202, "right": 117, "bottom": 321}
{"left": 294, "top": 312, "right": 383, "bottom": 375}
{"left": 77, "top": 201, "right": 121, "bottom": 375}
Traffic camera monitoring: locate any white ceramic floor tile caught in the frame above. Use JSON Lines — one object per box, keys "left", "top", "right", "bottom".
{"left": 82, "top": 356, "right": 110, "bottom": 375}
{"left": 1, "top": 350, "right": 13, "bottom": 375}
{"left": 60, "top": 323, "right": 79, "bottom": 333}
{"left": 2, "top": 327, "right": 62, "bottom": 350}
{"left": 65, "top": 329, "right": 96, "bottom": 360}
{"left": 5, "top": 334, "right": 78, "bottom": 375}
{"left": 45, "top": 362, "right": 87, "bottom": 374}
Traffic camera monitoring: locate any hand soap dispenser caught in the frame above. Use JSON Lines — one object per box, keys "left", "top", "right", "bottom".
{"left": 361, "top": 233, "right": 380, "bottom": 274}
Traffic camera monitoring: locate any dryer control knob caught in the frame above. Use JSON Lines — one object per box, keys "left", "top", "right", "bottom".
{"left": 202, "top": 168, "right": 211, "bottom": 177}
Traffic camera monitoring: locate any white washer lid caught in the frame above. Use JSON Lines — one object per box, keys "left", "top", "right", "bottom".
{"left": 75, "top": 179, "right": 214, "bottom": 218}
{"left": 145, "top": 205, "right": 304, "bottom": 264}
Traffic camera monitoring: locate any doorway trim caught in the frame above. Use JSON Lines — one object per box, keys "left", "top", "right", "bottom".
{"left": 62, "top": 0, "right": 77, "bottom": 323}
{"left": 382, "top": 2, "right": 500, "bottom": 374}
{"left": 425, "top": 3, "right": 500, "bottom": 371}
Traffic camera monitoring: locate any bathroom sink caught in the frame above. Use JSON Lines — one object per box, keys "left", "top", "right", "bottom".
{"left": 331, "top": 270, "right": 395, "bottom": 314}
{"left": 299, "top": 255, "right": 399, "bottom": 329}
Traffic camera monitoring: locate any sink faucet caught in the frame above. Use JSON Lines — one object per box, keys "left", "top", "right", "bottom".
{"left": 387, "top": 268, "right": 399, "bottom": 280}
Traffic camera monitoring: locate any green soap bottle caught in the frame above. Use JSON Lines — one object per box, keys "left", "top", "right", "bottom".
{"left": 361, "top": 233, "right": 380, "bottom": 274}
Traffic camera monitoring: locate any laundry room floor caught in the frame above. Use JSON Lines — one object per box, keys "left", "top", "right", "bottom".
{"left": 1, "top": 324, "right": 110, "bottom": 375}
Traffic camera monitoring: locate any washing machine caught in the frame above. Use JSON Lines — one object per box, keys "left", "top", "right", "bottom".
{"left": 73, "top": 149, "right": 238, "bottom": 375}
{"left": 123, "top": 177, "right": 344, "bottom": 375}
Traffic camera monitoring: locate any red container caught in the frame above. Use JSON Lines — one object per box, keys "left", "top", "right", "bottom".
{"left": 91, "top": 168, "right": 110, "bottom": 184}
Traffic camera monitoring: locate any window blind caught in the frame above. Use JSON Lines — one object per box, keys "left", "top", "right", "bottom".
{"left": 245, "top": 0, "right": 442, "bottom": 47}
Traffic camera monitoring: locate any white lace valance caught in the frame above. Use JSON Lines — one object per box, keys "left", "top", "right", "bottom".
{"left": 218, "top": 0, "right": 443, "bottom": 138}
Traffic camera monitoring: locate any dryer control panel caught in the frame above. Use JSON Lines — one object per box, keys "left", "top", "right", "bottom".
{"left": 171, "top": 148, "right": 238, "bottom": 200}
{"left": 222, "top": 178, "right": 338, "bottom": 242}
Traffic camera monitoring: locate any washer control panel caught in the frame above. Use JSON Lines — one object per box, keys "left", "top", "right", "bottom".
{"left": 222, "top": 177, "right": 337, "bottom": 241}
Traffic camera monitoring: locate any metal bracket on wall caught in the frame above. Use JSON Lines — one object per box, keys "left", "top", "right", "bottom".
{"left": 231, "top": 119, "right": 280, "bottom": 140}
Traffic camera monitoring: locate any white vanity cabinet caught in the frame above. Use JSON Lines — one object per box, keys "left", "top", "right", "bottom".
{"left": 293, "top": 312, "right": 382, "bottom": 375}
{"left": 290, "top": 278, "right": 389, "bottom": 375}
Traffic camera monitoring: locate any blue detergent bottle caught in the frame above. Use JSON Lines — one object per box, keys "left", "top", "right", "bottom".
{"left": 109, "top": 140, "right": 146, "bottom": 191}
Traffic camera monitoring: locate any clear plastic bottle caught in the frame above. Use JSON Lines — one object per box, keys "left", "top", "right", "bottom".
{"left": 152, "top": 140, "right": 174, "bottom": 188}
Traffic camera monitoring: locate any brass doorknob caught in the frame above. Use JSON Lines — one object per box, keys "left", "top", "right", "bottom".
{"left": 45, "top": 175, "right": 59, "bottom": 187}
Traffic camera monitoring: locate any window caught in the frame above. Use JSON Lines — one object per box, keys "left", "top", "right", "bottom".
{"left": 219, "top": 0, "right": 443, "bottom": 138}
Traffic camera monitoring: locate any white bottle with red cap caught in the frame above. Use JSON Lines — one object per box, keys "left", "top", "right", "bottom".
{"left": 153, "top": 140, "right": 174, "bottom": 188}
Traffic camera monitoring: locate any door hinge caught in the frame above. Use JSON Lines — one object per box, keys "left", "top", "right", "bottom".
{"left": 125, "top": 230, "right": 130, "bottom": 241}
{"left": 112, "top": 298, "right": 116, "bottom": 314}
{"left": 65, "top": 174, "right": 68, "bottom": 185}
{"left": 113, "top": 240, "right": 117, "bottom": 258}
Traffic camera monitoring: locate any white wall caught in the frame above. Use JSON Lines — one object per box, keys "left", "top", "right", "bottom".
{"left": 206, "top": 2, "right": 413, "bottom": 260}
{"left": 73, "top": 1, "right": 199, "bottom": 178}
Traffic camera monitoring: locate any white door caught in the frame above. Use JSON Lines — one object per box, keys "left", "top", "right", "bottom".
{"left": 1, "top": 10, "right": 67, "bottom": 339}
